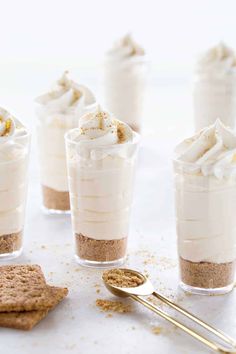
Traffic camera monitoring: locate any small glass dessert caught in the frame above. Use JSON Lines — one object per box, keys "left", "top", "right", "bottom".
{"left": 194, "top": 42, "right": 236, "bottom": 131}
{"left": 0, "top": 108, "right": 30, "bottom": 259}
{"left": 174, "top": 120, "right": 236, "bottom": 295}
{"left": 104, "top": 34, "right": 147, "bottom": 133}
{"left": 35, "top": 72, "right": 97, "bottom": 214}
{"left": 65, "top": 109, "right": 139, "bottom": 267}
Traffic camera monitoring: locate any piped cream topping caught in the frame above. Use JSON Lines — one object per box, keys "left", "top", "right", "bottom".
{"left": 107, "top": 34, "right": 145, "bottom": 60}
{"left": 0, "top": 108, "right": 27, "bottom": 145}
{"left": 35, "top": 72, "right": 96, "bottom": 115}
{"left": 175, "top": 119, "right": 236, "bottom": 178}
{"left": 77, "top": 108, "right": 133, "bottom": 146}
{"left": 197, "top": 42, "right": 236, "bottom": 77}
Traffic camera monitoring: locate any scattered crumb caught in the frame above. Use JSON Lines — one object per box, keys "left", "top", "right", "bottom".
{"left": 152, "top": 326, "right": 162, "bottom": 335}
{"left": 131, "top": 326, "right": 136, "bottom": 330}
{"left": 103, "top": 269, "right": 144, "bottom": 288}
{"left": 41, "top": 245, "right": 46, "bottom": 249}
{"left": 106, "top": 313, "right": 113, "bottom": 318}
{"left": 96, "top": 289, "right": 100, "bottom": 294}
{"left": 96, "top": 299, "right": 132, "bottom": 313}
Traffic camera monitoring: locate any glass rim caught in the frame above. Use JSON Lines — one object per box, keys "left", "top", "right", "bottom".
{"left": 65, "top": 128, "right": 140, "bottom": 149}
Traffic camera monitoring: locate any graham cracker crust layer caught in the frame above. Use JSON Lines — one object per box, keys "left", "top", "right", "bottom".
{"left": 42, "top": 186, "right": 70, "bottom": 211}
{"left": 180, "top": 257, "right": 235, "bottom": 289}
{"left": 75, "top": 233, "right": 127, "bottom": 262}
{"left": 0, "top": 231, "right": 22, "bottom": 254}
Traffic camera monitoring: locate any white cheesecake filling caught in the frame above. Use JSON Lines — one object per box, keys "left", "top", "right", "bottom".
{"left": 174, "top": 120, "right": 236, "bottom": 263}
{"left": 104, "top": 34, "right": 147, "bottom": 128}
{"left": 194, "top": 42, "right": 236, "bottom": 130}
{"left": 0, "top": 108, "right": 29, "bottom": 237}
{"left": 36, "top": 72, "right": 97, "bottom": 192}
{"left": 66, "top": 109, "right": 138, "bottom": 240}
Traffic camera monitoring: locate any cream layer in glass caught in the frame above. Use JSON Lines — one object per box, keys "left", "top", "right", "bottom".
{"left": 104, "top": 34, "right": 147, "bottom": 133}
{"left": 0, "top": 108, "right": 30, "bottom": 259}
{"left": 194, "top": 42, "right": 236, "bottom": 131}
{"left": 36, "top": 72, "right": 97, "bottom": 213}
{"left": 174, "top": 120, "right": 236, "bottom": 294}
{"left": 65, "top": 109, "right": 139, "bottom": 267}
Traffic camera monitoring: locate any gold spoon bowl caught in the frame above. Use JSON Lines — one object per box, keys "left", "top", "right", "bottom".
{"left": 103, "top": 268, "right": 236, "bottom": 354}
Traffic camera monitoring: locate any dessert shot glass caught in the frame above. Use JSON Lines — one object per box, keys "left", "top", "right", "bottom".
{"left": 65, "top": 129, "right": 139, "bottom": 268}
{"left": 35, "top": 73, "right": 97, "bottom": 215}
{"left": 193, "top": 42, "right": 236, "bottom": 131}
{"left": 104, "top": 35, "right": 148, "bottom": 133}
{"left": 194, "top": 76, "right": 236, "bottom": 131}
{"left": 0, "top": 128, "right": 30, "bottom": 259}
{"left": 174, "top": 159, "right": 236, "bottom": 295}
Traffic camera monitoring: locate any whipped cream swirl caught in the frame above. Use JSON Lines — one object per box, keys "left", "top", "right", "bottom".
{"left": 175, "top": 120, "right": 236, "bottom": 179}
{"left": 0, "top": 108, "right": 26, "bottom": 145}
{"left": 197, "top": 42, "right": 236, "bottom": 78}
{"left": 107, "top": 34, "right": 145, "bottom": 62}
{"left": 77, "top": 109, "right": 133, "bottom": 146}
{"left": 36, "top": 72, "right": 96, "bottom": 115}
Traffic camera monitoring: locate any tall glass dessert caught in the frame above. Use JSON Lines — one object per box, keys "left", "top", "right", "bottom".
{"left": 35, "top": 72, "right": 97, "bottom": 214}
{"left": 104, "top": 34, "right": 147, "bottom": 133}
{"left": 174, "top": 120, "right": 236, "bottom": 295}
{"left": 194, "top": 42, "right": 236, "bottom": 131}
{"left": 65, "top": 109, "right": 139, "bottom": 267}
{"left": 0, "top": 108, "right": 30, "bottom": 259}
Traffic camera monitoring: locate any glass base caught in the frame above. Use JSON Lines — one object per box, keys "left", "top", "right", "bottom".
{"left": 180, "top": 281, "right": 234, "bottom": 296}
{"left": 41, "top": 205, "right": 70, "bottom": 215}
{"left": 74, "top": 255, "right": 126, "bottom": 269}
{"left": 0, "top": 248, "right": 23, "bottom": 260}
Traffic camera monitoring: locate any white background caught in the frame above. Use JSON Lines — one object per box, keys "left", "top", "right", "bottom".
{"left": 0, "top": 0, "right": 235, "bottom": 137}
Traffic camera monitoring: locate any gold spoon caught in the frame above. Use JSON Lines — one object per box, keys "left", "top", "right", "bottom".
{"left": 103, "top": 268, "right": 236, "bottom": 354}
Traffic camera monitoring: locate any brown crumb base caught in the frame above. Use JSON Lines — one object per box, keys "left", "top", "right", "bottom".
{"left": 0, "top": 231, "right": 22, "bottom": 254}
{"left": 75, "top": 234, "right": 127, "bottom": 262}
{"left": 42, "top": 186, "right": 70, "bottom": 211}
{"left": 180, "top": 257, "right": 236, "bottom": 289}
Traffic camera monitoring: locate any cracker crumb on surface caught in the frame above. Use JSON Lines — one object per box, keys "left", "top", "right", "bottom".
{"left": 152, "top": 326, "right": 162, "bottom": 335}
{"left": 96, "top": 299, "right": 132, "bottom": 313}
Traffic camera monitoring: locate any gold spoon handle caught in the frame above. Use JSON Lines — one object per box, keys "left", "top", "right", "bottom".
{"left": 130, "top": 294, "right": 234, "bottom": 353}
{"left": 153, "top": 291, "right": 236, "bottom": 348}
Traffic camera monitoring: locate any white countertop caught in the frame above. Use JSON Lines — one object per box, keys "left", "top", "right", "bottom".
{"left": 1, "top": 136, "right": 236, "bottom": 354}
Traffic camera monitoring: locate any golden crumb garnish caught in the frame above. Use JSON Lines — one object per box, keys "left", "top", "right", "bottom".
{"left": 232, "top": 154, "right": 236, "bottom": 162}
{"left": 4, "top": 119, "right": 12, "bottom": 135}
{"left": 71, "top": 90, "right": 82, "bottom": 104}
{"left": 95, "top": 112, "right": 108, "bottom": 130}
{"left": 117, "top": 123, "right": 126, "bottom": 143}
{"left": 0, "top": 115, "right": 3, "bottom": 122}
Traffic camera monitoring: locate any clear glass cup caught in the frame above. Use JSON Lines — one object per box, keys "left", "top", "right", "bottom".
{"left": 193, "top": 75, "right": 236, "bottom": 131}
{"left": 36, "top": 102, "right": 97, "bottom": 215}
{"left": 0, "top": 130, "right": 30, "bottom": 259}
{"left": 174, "top": 159, "right": 236, "bottom": 295}
{"left": 65, "top": 129, "right": 139, "bottom": 268}
{"left": 104, "top": 57, "right": 148, "bottom": 133}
